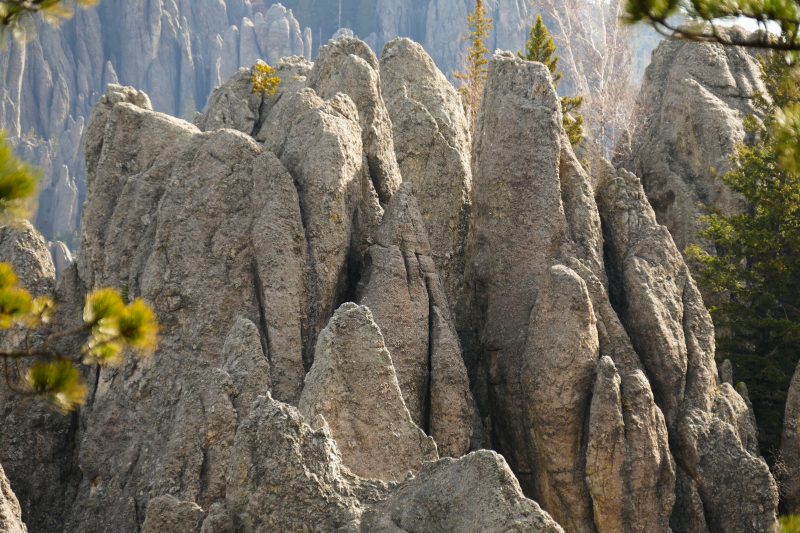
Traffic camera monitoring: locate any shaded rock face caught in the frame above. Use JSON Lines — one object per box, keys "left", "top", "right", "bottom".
{"left": 0, "top": 0, "right": 312, "bottom": 240}
{"left": 379, "top": 37, "right": 472, "bottom": 313}
{"left": 0, "top": 463, "right": 27, "bottom": 533}
{"left": 298, "top": 303, "right": 438, "bottom": 482}
{"left": 615, "top": 26, "right": 766, "bottom": 257}
{"left": 783, "top": 360, "right": 800, "bottom": 515}
{"left": 461, "top": 50, "right": 778, "bottom": 533}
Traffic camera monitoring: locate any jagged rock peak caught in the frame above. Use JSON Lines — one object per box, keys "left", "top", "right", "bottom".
{"left": 298, "top": 302, "right": 439, "bottom": 482}
{"left": 379, "top": 37, "right": 472, "bottom": 311}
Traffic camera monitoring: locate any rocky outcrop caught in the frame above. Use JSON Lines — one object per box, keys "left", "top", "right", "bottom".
{"left": 595, "top": 160, "right": 778, "bottom": 533}
{"left": 379, "top": 37, "right": 472, "bottom": 310}
{"left": 461, "top": 49, "right": 777, "bottom": 533}
{"left": 306, "top": 36, "right": 402, "bottom": 205}
{"left": 0, "top": 221, "right": 80, "bottom": 533}
{"left": 47, "top": 240, "right": 73, "bottom": 279}
{"left": 0, "top": 464, "right": 27, "bottom": 533}
{"left": 586, "top": 357, "right": 674, "bottom": 533}
{"left": 0, "top": 220, "right": 55, "bottom": 296}
{"left": 230, "top": 393, "right": 563, "bottom": 533}
{"left": 615, "top": 25, "right": 766, "bottom": 256}
{"left": 298, "top": 303, "right": 438, "bottom": 482}
{"left": 357, "top": 182, "right": 474, "bottom": 456}
{"left": 782, "top": 360, "right": 800, "bottom": 515}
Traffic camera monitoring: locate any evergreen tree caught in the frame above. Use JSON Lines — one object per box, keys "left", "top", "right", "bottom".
{"left": 687, "top": 46, "right": 800, "bottom": 454}
{"left": 452, "top": 0, "right": 493, "bottom": 136}
{"left": 519, "top": 14, "right": 584, "bottom": 148}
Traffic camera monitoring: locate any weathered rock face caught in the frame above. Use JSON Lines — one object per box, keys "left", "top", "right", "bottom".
{"left": 586, "top": 357, "right": 674, "bottom": 533}
{"left": 379, "top": 38, "right": 472, "bottom": 311}
{"left": 140, "top": 496, "right": 206, "bottom": 533}
{"left": 595, "top": 161, "right": 779, "bottom": 533}
{"left": 461, "top": 50, "right": 778, "bottom": 533}
{"left": 0, "top": 463, "right": 27, "bottom": 533}
{"left": 0, "top": 221, "right": 79, "bottom": 533}
{"left": 306, "top": 36, "right": 402, "bottom": 205}
{"left": 357, "top": 182, "right": 473, "bottom": 456}
{"left": 231, "top": 393, "right": 563, "bottom": 533}
{"left": 615, "top": 26, "right": 766, "bottom": 256}
{"left": 298, "top": 303, "right": 438, "bottom": 482}
{"left": 783, "top": 360, "right": 800, "bottom": 515}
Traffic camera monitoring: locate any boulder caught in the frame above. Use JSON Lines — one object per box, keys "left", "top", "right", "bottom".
{"left": 306, "top": 36, "right": 402, "bottom": 205}
{"left": 782, "top": 360, "right": 800, "bottom": 514}
{"left": 298, "top": 303, "right": 438, "bottom": 482}
{"left": 0, "top": 463, "right": 27, "bottom": 533}
{"left": 379, "top": 37, "right": 472, "bottom": 310}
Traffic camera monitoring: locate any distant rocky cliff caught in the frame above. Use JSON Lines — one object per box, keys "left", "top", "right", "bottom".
{"left": 0, "top": 33, "right": 782, "bottom": 533}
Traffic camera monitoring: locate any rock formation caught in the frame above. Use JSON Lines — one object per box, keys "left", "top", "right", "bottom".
{"left": 306, "top": 36, "right": 402, "bottom": 205}
{"left": 379, "top": 37, "right": 472, "bottom": 310}
{"left": 461, "top": 49, "right": 777, "bottom": 533}
{"left": 298, "top": 303, "right": 438, "bottom": 482}
{"left": 0, "top": 32, "right": 784, "bottom": 533}
{"left": 615, "top": 25, "right": 766, "bottom": 256}
{"left": 783, "top": 360, "right": 800, "bottom": 515}
{"left": 356, "top": 182, "right": 473, "bottom": 456}
{"left": 0, "top": 1, "right": 312, "bottom": 241}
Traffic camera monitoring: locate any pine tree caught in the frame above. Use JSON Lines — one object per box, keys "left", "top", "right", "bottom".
{"left": 519, "top": 14, "right": 584, "bottom": 148}
{"left": 452, "top": 0, "right": 493, "bottom": 136}
{"left": 687, "top": 46, "right": 800, "bottom": 454}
